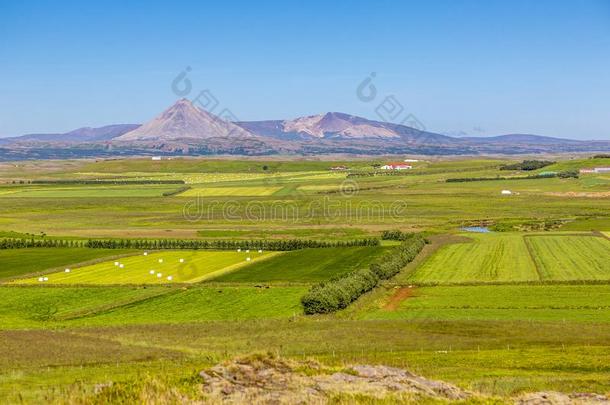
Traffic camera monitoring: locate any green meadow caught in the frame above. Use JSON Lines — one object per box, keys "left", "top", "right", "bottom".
{"left": 0, "top": 156, "right": 609, "bottom": 402}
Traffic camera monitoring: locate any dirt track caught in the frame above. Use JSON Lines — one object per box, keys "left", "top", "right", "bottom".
{"left": 384, "top": 286, "right": 414, "bottom": 311}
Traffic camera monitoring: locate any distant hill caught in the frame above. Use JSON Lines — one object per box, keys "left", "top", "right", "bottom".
{"left": 461, "top": 134, "right": 583, "bottom": 145}
{"left": 0, "top": 124, "right": 139, "bottom": 144}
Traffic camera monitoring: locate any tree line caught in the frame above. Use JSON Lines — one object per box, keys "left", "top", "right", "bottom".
{"left": 301, "top": 234, "right": 427, "bottom": 314}
{"left": 30, "top": 179, "right": 185, "bottom": 185}
{"left": 446, "top": 171, "right": 578, "bottom": 183}
{"left": 0, "top": 237, "right": 379, "bottom": 251}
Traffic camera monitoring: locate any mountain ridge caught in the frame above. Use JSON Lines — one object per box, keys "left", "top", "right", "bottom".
{"left": 1, "top": 99, "right": 608, "bottom": 156}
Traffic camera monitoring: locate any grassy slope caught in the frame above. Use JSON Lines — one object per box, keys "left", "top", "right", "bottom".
{"left": 359, "top": 284, "right": 610, "bottom": 322}
{"left": 13, "top": 250, "right": 279, "bottom": 285}
{"left": 4, "top": 319, "right": 610, "bottom": 402}
{"left": 0, "top": 248, "right": 134, "bottom": 281}
{"left": 211, "top": 246, "right": 389, "bottom": 283}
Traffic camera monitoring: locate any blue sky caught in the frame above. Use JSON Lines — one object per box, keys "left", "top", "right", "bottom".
{"left": 1, "top": 0, "right": 609, "bottom": 139}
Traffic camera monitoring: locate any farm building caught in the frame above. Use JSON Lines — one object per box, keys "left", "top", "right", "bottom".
{"left": 381, "top": 163, "right": 412, "bottom": 170}
{"left": 579, "top": 167, "right": 610, "bottom": 174}
{"left": 151, "top": 156, "right": 162, "bottom": 161}
{"left": 403, "top": 159, "right": 419, "bottom": 162}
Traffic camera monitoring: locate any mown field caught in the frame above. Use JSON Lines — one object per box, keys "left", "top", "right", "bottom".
{"left": 211, "top": 246, "right": 389, "bottom": 283}
{"left": 11, "top": 250, "right": 278, "bottom": 285}
{"left": 407, "top": 233, "right": 610, "bottom": 283}
{"left": 0, "top": 156, "right": 609, "bottom": 402}
{"left": 0, "top": 248, "right": 134, "bottom": 281}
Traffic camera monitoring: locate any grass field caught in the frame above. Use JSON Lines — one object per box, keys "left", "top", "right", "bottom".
{"left": 526, "top": 235, "right": 610, "bottom": 280}
{"left": 408, "top": 233, "right": 538, "bottom": 283}
{"left": 0, "top": 248, "right": 133, "bottom": 281}
{"left": 0, "top": 285, "right": 306, "bottom": 328}
{"left": 360, "top": 284, "right": 610, "bottom": 322}
{"left": 0, "top": 185, "right": 182, "bottom": 198}
{"left": 0, "top": 286, "right": 170, "bottom": 329}
{"left": 408, "top": 233, "right": 610, "bottom": 284}
{"left": 211, "top": 246, "right": 389, "bottom": 283}
{"left": 12, "top": 250, "right": 279, "bottom": 285}
{"left": 179, "top": 186, "right": 283, "bottom": 197}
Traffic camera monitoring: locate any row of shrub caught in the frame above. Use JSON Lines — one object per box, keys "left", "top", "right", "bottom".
{"left": 0, "top": 237, "right": 379, "bottom": 251}
{"left": 500, "top": 160, "right": 555, "bottom": 171}
{"left": 446, "top": 170, "right": 578, "bottom": 182}
{"left": 162, "top": 186, "right": 191, "bottom": 196}
{"left": 301, "top": 234, "right": 426, "bottom": 314}
{"left": 30, "top": 179, "right": 185, "bottom": 185}
{"left": 381, "top": 229, "right": 421, "bottom": 241}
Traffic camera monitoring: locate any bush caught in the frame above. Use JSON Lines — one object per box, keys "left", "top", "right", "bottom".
{"left": 381, "top": 230, "right": 417, "bottom": 241}
{"left": 500, "top": 160, "right": 555, "bottom": 171}
{"left": 301, "top": 235, "right": 426, "bottom": 314}
{"left": 557, "top": 170, "right": 579, "bottom": 179}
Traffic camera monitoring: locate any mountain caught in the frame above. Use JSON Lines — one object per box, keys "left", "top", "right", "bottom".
{"left": 115, "top": 99, "right": 254, "bottom": 141}
{"left": 0, "top": 124, "right": 139, "bottom": 145}
{"left": 237, "top": 112, "right": 457, "bottom": 145}
{"left": 462, "top": 134, "right": 583, "bottom": 145}
{"left": 2, "top": 100, "right": 608, "bottom": 158}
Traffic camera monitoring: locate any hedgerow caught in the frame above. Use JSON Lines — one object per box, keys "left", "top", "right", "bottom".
{"left": 301, "top": 235, "right": 426, "bottom": 314}
{"left": 0, "top": 237, "right": 379, "bottom": 251}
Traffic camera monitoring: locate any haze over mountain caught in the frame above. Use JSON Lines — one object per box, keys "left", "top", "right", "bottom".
{"left": 1, "top": 99, "right": 608, "bottom": 158}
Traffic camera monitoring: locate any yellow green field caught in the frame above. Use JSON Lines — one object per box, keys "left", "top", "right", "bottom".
{"left": 526, "top": 235, "right": 610, "bottom": 280}
{"left": 408, "top": 233, "right": 610, "bottom": 284}
{"left": 12, "top": 250, "right": 279, "bottom": 285}
{"left": 179, "top": 186, "right": 283, "bottom": 197}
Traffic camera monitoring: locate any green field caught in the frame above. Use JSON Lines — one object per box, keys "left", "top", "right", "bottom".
{"left": 0, "top": 184, "right": 182, "bottom": 198}
{"left": 0, "top": 285, "right": 306, "bottom": 329}
{"left": 12, "top": 250, "right": 279, "bottom": 285}
{"left": 0, "top": 248, "right": 133, "bottom": 281}
{"left": 1, "top": 156, "right": 610, "bottom": 402}
{"left": 0, "top": 286, "right": 169, "bottom": 329}
{"left": 360, "top": 284, "right": 610, "bottom": 322}
{"left": 408, "top": 233, "right": 538, "bottom": 283}
{"left": 211, "top": 246, "right": 389, "bottom": 283}
{"left": 526, "top": 235, "right": 610, "bottom": 280}
{"left": 180, "top": 186, "right": 283, "bottom": 197}
{"left": 408, "top": 233, "right": 610, "bottom": 284}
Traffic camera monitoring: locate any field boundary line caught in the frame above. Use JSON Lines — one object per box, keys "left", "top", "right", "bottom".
{"left": 523, "top": 236, "right": 543, "bottom": 281}
{"left": 412, "top": 279, "right": 610, "bottom": 287}
{"left": 192, "top": 251, "right": 284, "bottom": 283}
{"left": 57, "top": 287, "right": 187, "bottom": 321}
{"left": 56, "top": 287, "right": 180, "bottom": 321}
